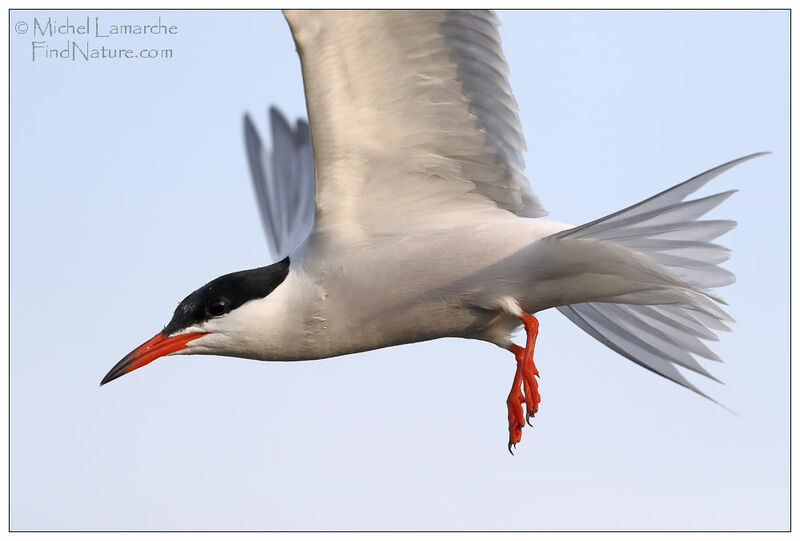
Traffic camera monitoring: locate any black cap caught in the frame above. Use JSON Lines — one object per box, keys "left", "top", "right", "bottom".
{"left": 163, "top": 257, "right": 290, "bottom": 336}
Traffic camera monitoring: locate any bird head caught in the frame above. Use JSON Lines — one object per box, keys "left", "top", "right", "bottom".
{"left": 100, "top": 257, "right": 291, "bottom": 386}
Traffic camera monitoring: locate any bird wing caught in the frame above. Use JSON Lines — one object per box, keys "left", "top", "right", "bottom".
{"left": 554, "top": 153, "right": 768, "bottom": 405}
{"left": 243, "top": 107, "right": 316, "bottom": 260}
{"left": 283, "top": 9, "right": 545, "bottom": 242}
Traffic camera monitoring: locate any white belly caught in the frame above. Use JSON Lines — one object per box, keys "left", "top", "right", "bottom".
{"left": 245, "top": 215, "right": 575, "bottom": 360}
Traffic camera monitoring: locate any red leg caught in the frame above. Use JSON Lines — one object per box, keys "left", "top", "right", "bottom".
{"left": 506, "top": 347, "right": 525, "bottom": 453}
{"left": 520, "top": 313, "right": 541, "bottom": 422}
{"left": 505, "top": 313, "right": 541, "bottom": 454}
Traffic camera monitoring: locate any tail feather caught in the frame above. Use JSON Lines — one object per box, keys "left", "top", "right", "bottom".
{"left": 567, "top": 190, "right": 737, "bottom": 240}
{"left": 559, "top": 303, "right": 713, "bottom": 398}
{"left": 687, "top": 309, "right": 732, "bottom": 333}
{"left": 613, "top": 304, "right": 721, "bottom": 362}
{"left": 619, "top": 239, "right": 731, "bottom": 264}
{"left": 587, "top": 219, "right": 737, "bottom": 244}
{"left": 634, "top": 304, "right": 721, "bottom": 342}
{"left": 554, "top": 153, "right": 768, "bottom": 401}
{"left": 555, "top": 152, "right": 768, "bottom": 238}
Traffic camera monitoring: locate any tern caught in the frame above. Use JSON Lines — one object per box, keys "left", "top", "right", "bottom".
{"left": 102, "top": 10, "right": 764, "bottom": 452}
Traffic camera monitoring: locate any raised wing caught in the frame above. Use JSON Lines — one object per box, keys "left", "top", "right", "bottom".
{"left": 284, "top": 10, "right": 545, "bottom": 241}
{"left": 243, "top": 107, "right": 315, "bottom": 260}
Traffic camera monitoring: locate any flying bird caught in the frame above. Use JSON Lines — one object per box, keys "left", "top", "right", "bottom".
{"left": 101, "top": 10, "right": 765, "bottom": 453}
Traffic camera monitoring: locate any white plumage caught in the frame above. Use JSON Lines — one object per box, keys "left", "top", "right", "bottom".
{"left": 234, "top": 10, "right": 763, "bottom": 404}
{"left": 105, "top": 10, "right": 767, "bottom": 447}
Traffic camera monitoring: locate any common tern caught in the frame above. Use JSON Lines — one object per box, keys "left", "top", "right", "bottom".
{"left": 101, "top": 10, "right": 765, "bottom": 452}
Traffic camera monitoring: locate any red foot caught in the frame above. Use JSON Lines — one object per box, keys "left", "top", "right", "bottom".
{"left": 506, "top": 313, "right": 541, "bottom": 454}
{"left": 506, "top": 351, "right": 525, "bottom": 452}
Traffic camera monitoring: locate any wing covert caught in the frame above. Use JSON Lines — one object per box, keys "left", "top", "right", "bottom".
{"left": 284, "top": 9, "right": 545, "bottom": 240}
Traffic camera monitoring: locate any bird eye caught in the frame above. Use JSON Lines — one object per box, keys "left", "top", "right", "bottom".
{"left": 206, "top": 299, "right": 227, "bottom": 317}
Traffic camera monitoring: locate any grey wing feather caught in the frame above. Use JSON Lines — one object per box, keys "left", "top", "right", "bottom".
{"left": 243, "top": 107, "right": 315, "bottom": 260}
{"left": 282, "top": 9, "right": 546, "bottom": 238}
{"left": 555, "top": 152, "right": 769, "bottom": 239}
{"left": 558, "top": 303, "right": 719, "bottom": 403}
{"left": 555, "top": 153, "right": 769, "bottom": 405}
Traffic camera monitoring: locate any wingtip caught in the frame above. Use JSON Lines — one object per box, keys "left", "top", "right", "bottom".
{"left": 243, "top": 112, "right": 258, "bottom": 136}
{"left": 682, "top": 378, "right": 734, "bottom": 413}
{"left": 712, "top": 397, "right": 738, "bottom": 416}
{"left": 731, "top": 151, "right": 771, "bottom": 165}
{"left": 269, "top": 105, "right": 290, "bottom": 128}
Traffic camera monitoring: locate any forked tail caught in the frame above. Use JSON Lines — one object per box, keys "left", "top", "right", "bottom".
{"left": 551, "top": 153, "right": 768, "bottom": 402}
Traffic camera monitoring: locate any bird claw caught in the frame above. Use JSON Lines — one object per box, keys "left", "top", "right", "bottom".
{"left": 507, "top": 423, "right": 523, "bottom": 455}
{"left": 526, "top": 411, "right": 533, "bottom": 427}
{"left": 508, "top": 437, "right": 521, "bottom": 455}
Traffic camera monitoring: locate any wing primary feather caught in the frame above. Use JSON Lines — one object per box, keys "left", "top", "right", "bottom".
{"left": 243, "top": 113, "right": 281, "bottom": 257}
{"left": 243, "top": 107, "right": 316, "bottom": 259}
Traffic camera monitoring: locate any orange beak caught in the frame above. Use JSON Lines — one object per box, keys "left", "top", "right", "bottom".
{"left": 100, "top": 331, "right": 208, "bottom": 386}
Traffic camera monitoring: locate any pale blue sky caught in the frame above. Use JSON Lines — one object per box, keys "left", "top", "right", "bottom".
{"left": 10, "top": 10, "right": 788, "bottom": 530}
